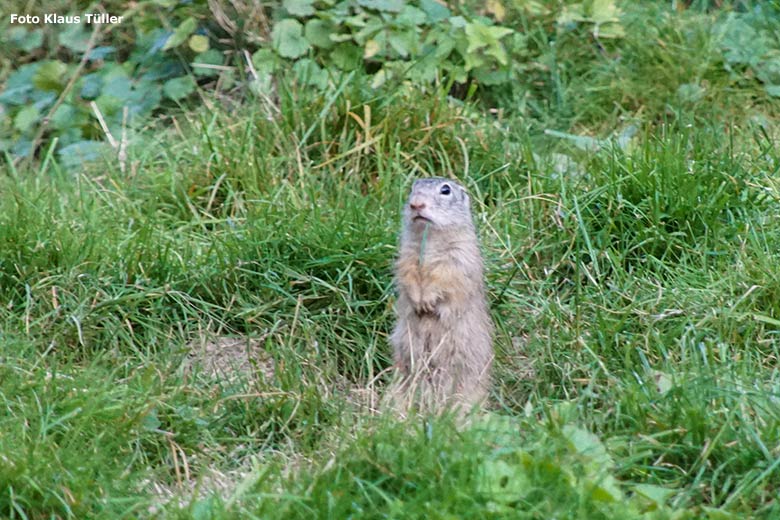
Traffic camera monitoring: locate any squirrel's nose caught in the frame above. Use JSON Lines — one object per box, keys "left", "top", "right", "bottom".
{"left": 409, "top": 200, "right": 426, "bottom": 211}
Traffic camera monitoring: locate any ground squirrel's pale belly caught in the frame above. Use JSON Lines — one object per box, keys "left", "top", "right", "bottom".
{"left": 391, "top": 254, "right": 492, "bottom": 408}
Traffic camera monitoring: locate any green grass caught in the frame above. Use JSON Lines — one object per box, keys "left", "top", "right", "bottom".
{"left": 3, "top": 2, "right": 780, "bottom": 518}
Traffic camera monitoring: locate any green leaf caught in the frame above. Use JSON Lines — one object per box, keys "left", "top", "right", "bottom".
{"left": 701, "top": 507, "right": 740, "bottom": 520}
{"left": 464, "top": 22, "right": 513, "bottom": 68}
{"left": 162, "top": 17, "right": 198, "bottom": 51}
{"left": 58, "top": 140, "right": 107, "bottom": 169}
{"left": 344, "top": 14, "right": 368, "bottom": 30}
{"left": 51, "top": 104, "right": 82, "bottom": 131}
{"left": 192, "top": 49, "right": 223, "bottom": 77}
{"left": 562, "top": 425, "right": 614, "bottom": 469}
{"left": 396, "top": 5, "right": 428, "bottom": 26}
{"left": 558, "top": 4, "right": 587, "bottom": 25}
{"left": 101, "top": 63, "right": 131, "bottom": 82}
{"left": 590, "top": 0, "right": 621, "bottom": 24}
{"left": 357, "top": 0, "right": 404, "bottom": 12}
{"left": 13, "top": 105, "right": 40, "bottom": 133}
{"left": 677, "top": 83, "right": 705, "bottom": 104}
{"left": 271, "top": 19, "right": 310, "bottom": 59}
{"left": 354, "top": 17, "right": 385, "bottom": 45}
{"left": 9, "top": 27, "right": 44, "bottom": 52}
{"left": 0, "top": 63, "right": 39, "bottom": 105}
{"left": 293, "top": 58, "right": 328, "bottom": 89}
{"left": 634, "top": 484, "right": 675, "bottom": 509}
{"left": 251, "top": 48, "right": 279, "bottom": 75}
{"left": 329, "top": 33, "right": 355, "bottom": 43}
{"left": 449, "top": 15, "right": 468, "bottom": 28}
{"left": 305, "top": 19, "right": 336, "bottom": 49}
{"left": 471, "top": 67, "right": 511, "bottom": 85}
{"left": 719, "top": 15, "right": 769, "bottom": 67}
{"left": 419, "top": 0, "right": 451, "bottom": 22}
{"left": 10, "top": 138, "right": 33, "bottom": 158}
{"left": 283, "top": 0, "right": 316, "bottom": 16}
{"left": 86, "top": 46, "right": 115, "bottom": 61}
{"left": 591, "top": 474, "right": 623, "bottom": 502}
{"left": 449, "top": 64, "right": 468, "bottom": 84}
{"left": 33, "top": 61, "right": 69, "bottom": 93}
{"left": 330, "top": 43, "right": 362, "bottom": 70}
{"left": 766, "top": 85, "right": 780, "bottom": 97}
{"left": 388, "top": 30, "right": 417, "bottom": 58}
{"left": 94, "top": 94, "right": 123, "bottom": 117}
{"left": 757, "top": 55, "right": 780, "bottom": 85}
{"left": 464, "top": 52, "right": 487, "bottom": 72}
{"left": 188, "top": 34, "right": 209, "bottom": 53}
{"left": 141, "top": 409, "right": 162, "bottom": 431}
{"left": 79, "top": 72, "right": 103, "bottom": 99}
{"left": 59, "top": 24, "right": 91, "bottom": 53}
{"left": 219, "top": 69, "right": 236, "bottom": 90}
{"left": 409, "top": 52, "right": 444, "bottom": 83}
{"left": 477, "top": 458, "right": 532, "bottom": 502}
{"left": 595, "top": 22, "right": 625, "bottom": 39}
{"left": 126, "top": 81, "right": 162, "bottom": 121}
{"left": 54, "top": 127, "right": 84, "bottom": 147}
{"left": 0, "top": 139, "right": 14, "bottom": 154}
{"left": 102, "top": 75, "right": 133, "bottom": 101}
{"left": 163, "top": 76, "right": 196, "bottom": 101}
{"left": 425, "top": 32, "right": 454, "bottom": 59}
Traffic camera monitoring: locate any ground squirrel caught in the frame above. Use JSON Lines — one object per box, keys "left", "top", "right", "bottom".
{"left": 389, "top": 177, "right": 493, "bottom": 413}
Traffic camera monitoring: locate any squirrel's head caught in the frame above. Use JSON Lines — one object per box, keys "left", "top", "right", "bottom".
{"left": 404, "top": 177, "right": 473, "bottom": 231}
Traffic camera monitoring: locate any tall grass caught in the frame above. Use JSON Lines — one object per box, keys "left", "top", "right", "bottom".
{"left": 3, "top": 2, "right": 780, "bottom": 518}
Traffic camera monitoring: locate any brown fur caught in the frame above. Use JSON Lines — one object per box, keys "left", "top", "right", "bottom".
{"left": 388, "top": 178, "right": 493, "bottom": 414}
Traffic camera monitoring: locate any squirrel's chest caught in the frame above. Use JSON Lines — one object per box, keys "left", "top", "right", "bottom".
{"left": 397, "top": 254, "right": 463, "bottom": 296}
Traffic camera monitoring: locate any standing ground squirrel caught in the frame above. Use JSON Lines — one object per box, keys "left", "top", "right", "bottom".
{"left": 389, "top": 177, "right": 493, "bottom": 413}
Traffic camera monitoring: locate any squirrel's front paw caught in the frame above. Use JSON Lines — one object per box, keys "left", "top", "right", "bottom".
{"left": 415, "top": 294, "right": 439, "bottom": 316}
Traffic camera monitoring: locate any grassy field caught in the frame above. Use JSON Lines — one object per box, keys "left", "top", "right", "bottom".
{"left": 3, "top": 2, "right": 780, "bottom": 518}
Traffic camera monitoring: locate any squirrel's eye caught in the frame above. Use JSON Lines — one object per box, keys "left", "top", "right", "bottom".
{"left": 440, "top": 184, "right": 451, "bottom": 195}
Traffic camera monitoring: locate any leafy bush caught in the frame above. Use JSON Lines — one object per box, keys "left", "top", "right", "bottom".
{"left": 4, "top": 0, "right": 780, "bottom": 170}
{"left": 716, "top": 3, "right": 780, "bottom": 97}
{"left": 0, "top": 0, "right": 227, "bottom": 164}
{"left": 259, "top": 0, "right": 520, "bottom": 88}
{"left": 1, "top": 0, "right": 629, "bottom": 167}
